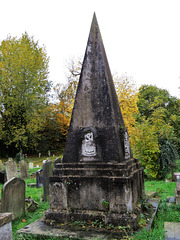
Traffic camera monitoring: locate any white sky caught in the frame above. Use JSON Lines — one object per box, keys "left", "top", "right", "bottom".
{"left": 1, "top": 0, "right": 180, "bottom": 98}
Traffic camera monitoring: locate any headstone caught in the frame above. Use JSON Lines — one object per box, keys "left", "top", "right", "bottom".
{"left": 36, "top": 169, "right": 43, "bottom": 188}
{"left": 0, "top": 213, "right": 13, "bottom": 240}
{"left": 53, "top": 157, "right": 61, "bottom": 166}
{"left": 1, "top": 177, "right": 25, "bottom": 219}
{"left": 43, "top": 160, "right": 53, "bottom": 201}
{"left": 6, "top": 159, "right": 18, "bottom": 180}
{"left": 19, "top": 160, "right": 28, "bottom": 179}
{"left": 29, "top": 162, "right": 34, "bottom": 169}
{"left": 0, "top": 160, "right": 2, "bottom": 171}
{"left": 39, "top": 153, "right": 41, "bottom": 158}
{"left": 44, "top": 13, "right": 144, "bottom": 229}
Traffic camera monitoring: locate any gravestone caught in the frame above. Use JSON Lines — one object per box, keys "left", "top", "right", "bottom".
{"left": 0, "top": 213, "right": 13, "bottom": 240}
{"left": 6, "top": 159, "right": 18, "bottom": 180}
{"left": 19, "top": 160, "right": 28, "bottom": 179}
{"left": 1, "top": 177, "right": 25, "bottom": 219}
{"left": 43, "top": 160, "right": 54, "bottom": 201}
{"left": 29, "top": 162, "right": 34, "bottom": 169}
{"left": 0, "top": 160, "right": 2, "bottom": 171}
{"left": 44, "top": 13, "right": 144, "bottom": 229}
{"left": 36, "top": 169, "right": 43, "bottom": 188}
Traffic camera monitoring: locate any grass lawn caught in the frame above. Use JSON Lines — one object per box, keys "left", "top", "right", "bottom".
{"left": 0, "top": 156, "right": 179, "bottom": 239}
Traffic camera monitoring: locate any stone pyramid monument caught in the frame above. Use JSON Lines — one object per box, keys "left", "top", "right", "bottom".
{"left": 45, "top": 13, "right": 144, "bottom": 229}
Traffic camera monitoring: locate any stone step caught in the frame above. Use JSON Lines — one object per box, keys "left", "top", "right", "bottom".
{"left": 53, "top": 167, "right": 136, "bottom": 177}
{"left": 55, "top": 160, "right": 140, "bottom": 170}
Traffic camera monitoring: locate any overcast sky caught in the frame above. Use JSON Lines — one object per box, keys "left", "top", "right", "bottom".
{"left": 1, "top": 0, "right": 180, "bottom": 98}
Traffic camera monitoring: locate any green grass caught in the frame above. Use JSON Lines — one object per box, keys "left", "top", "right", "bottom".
{"left": 132, "top": 180, "right": 180, "bottom": 240}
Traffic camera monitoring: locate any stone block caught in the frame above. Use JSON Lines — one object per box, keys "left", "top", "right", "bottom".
{"left": 0, "top": 213, "right": 13, "bottom": 240}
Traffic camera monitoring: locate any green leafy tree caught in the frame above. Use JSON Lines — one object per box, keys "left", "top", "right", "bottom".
{"left": 0, "top": 33, "right": 51, "bottom": 156}
{"left": 130, "top": 117, "right": 160, "bottom": 178}
{"left": 132, "top": 85, "right": 179, "bottom": 179}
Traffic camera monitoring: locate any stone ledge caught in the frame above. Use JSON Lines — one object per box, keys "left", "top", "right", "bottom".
{"left": 0, "top": 213, "right": 13, "bottom": 227}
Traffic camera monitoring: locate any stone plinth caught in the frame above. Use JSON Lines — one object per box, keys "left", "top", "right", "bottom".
{"left": 45, "top": 159, "right": 144, "bottom": 228}
{"left": 0, "top": 213, "right": 13, "bottom": 240}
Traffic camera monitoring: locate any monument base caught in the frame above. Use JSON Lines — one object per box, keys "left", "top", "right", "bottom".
{"left": 44, "top": 159, "right": 144, "bottom": 229}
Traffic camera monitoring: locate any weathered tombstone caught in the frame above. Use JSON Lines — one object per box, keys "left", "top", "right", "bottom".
{"left": 43, "top": 160, "right": 54, "bottom": 201}
{"left": 53, "top": 157, "right": 61, "bottom": 166}
{"left": 0, "top": 160, "right": 2, "bottom": 171}
{"left": 44, "top": 14, "right": 144, "bottom": 229}
{"left": 0, "top": 213, "right": 13, "bottom": 240}
{"left": 6, "top": 159, "right": 18, "bottom": 180}
{"left": 36, "top": 169, "right": 43, "bottom": 188}
{"left": 19, "top": 160, "right": 28, "bottom": 179}
{"left": 29, "top": 162, "right": 34, "bottom": 169}
{"left": 1, "top": 177, "right": 25, "bottom": 219}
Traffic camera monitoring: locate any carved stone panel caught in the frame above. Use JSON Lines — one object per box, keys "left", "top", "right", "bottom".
{"left": 82, "top": 132, "right": 96, "bottom": 157}
{"left": 124, "top": 130, "right": 131, "bottom": 160}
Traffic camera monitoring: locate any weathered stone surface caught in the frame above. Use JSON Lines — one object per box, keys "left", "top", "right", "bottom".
{"left": 1, "top": 177, "right": 25, "bottom": 219}
{"left": 19, "top": 160, "right": 28, "bottom": 179}
{"left": 6, "top": 159, "right": 18, "bottom": 180}
{"left": 164, "top": 222, "right": 180, "bottom": 240}
{"left": 0, "top": 213, "right": 13, "bottom": 240}
{"left": 44, "top": 13, "right": 144, "bottom": 229}
{"left": 43, "top": 159, "right": 54, "bottom": 201}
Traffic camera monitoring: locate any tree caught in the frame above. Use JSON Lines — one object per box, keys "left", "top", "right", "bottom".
{"left": 0, "top": 33, "right": 51, "bottom": 156}
{"left": 130, "top": 117, "right": 160, "bottom": 178}
{"left": 114, "top": 73, "right": 139, "bottom": 137}
{"left": 133, "top": 85, "right": 179, "bottom": 179}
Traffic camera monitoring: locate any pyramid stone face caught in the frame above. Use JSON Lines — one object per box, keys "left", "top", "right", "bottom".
{"left": 63, "top": 14, "right": 131, "bottom": 163}
{"left": 45, "top": 13, "right": 144, "bottom": 229}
